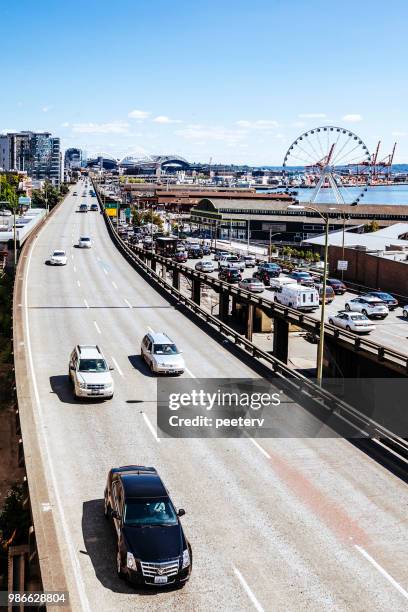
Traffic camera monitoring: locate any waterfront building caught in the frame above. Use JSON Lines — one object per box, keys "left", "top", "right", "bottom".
{"left": 0, "top": 131, "right": 61, "bottom": 185}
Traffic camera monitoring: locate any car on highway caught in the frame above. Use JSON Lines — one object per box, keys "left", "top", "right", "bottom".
{"left": 173, "top": 251, "right": 188, "bottom": 263}
{"left": 90, "top": 203, "right": 98, "bottom": 211}
{"left": 218, "top": 255, "right": 244, "bottom": 272}
{"left": 243, "top": 255, "right": 256, "bottom": 268}
{"left": 218, "top": 269, "right": 242, "bottom": 283}
{"left": 201, "top": 244, "right": 211, "bottom": 255}
{"left": 403, "top": 305, "right": 408, "bottom": 318}
{"left": 0, "top": 208, "right": 12, "bottom": 216}
{"left": 195, "top": 260, "right": 215, "bottom": 273}
{"left": 364, "top": 291, "right": 398, "bottom": 311}
{"left": 213, "top": 250, "right": 229, "bottom": 261}
{"left": 328, "top": 311, "right": 376, "bottom": 334}
{"left": 69, "top": 345, "right": 114, "bottom": 399}
{"left": 72, "top": 191, "right": 78, "bottom": 196}
{"left": 49, "top": 249, "right": 67, "bottom": 266}
{"left": 78, "top": 203, "right": 88, "bottom": 213}
{"left": 326, "top": 278, "right": 347, "bottom": 295}
{"left": 257, "top": 262, "right": 281, "bottom": 278}
{"left": 275, "top": 284, "right": 319, "bottom": 312}
{"left": 289, "top": 271, "right": 314, "bottom": 286}
{"left": 186, "top": 245, "right": 203, "bottom": 259}
{"left": 344, "top": 296, "right": 389, "bottom": 319}
{"left": 252, "top": 268, "right": 278, "bottom": 286}
{"left": 104, "top": 466, "right": 192, "bottom": 587}
{"left": 238, "top": 278, "right": 265, "bottom": 293}
{"left": 141, "top": 331, "right": 185, "bottom": 375}
{"left": 315, "top": 283, "right": 335, "bottom": 304}
{"left": 78, "top": 236, "right": 92, "bottom": 248}
{"left": 269, "top": 277, "right": 296, "bottom": 292}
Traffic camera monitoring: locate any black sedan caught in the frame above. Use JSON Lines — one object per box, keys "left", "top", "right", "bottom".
{"left": 364, "top": 291, "right": 398, "bottom": 311}
{"left": 218, "top": 269, "right": 242, "bottom": 283}
{"left": 104, "top": 466, "right": 192, "bottom": 587}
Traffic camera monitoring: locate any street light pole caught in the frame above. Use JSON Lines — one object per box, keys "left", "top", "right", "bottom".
{"left": 316, "top": 216, "right": 329, "bottom": 386}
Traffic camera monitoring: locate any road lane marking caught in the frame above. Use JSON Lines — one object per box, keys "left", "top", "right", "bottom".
{"left": 71, "top": 254, "right": 74, "bottom": 260}
{"left": 142, "top": 413, "right": 160, "bottom": 443}
{"left": 184, "top": 367, "right": 196, "bottom": 378}
{"left": 25, "top": 235, "right": 92, "bottom": 612}
{"left": 111, "top": 356, "right": 124, "bottom": 377}
{"left": 76, "top": 280, "right": 81, "bottom": 287}
{"left": 84, "top": 299, "right": 89, "bottom": 309}
{"left": 124, "top": 298, "right": 133, "bottom": 309}
{"left": 233, "top": 565, "right": 265, "bottom": 612}
{"left": 103, "top": 268, "right": 108, "bottom": 275}
{"left": 112, "top": 281, "right": 118, "bottom": 289}
{"left": 248, "top": 436, "right": 271, "bottom": 459}
{"left": 94, "top": 321, "right": 101, "bottom": 334}
{"left": 355, "top": 545, "right": 408, "bottom": 600}
{"left": 73, "top": 266, "right": 77, "bottom": 272}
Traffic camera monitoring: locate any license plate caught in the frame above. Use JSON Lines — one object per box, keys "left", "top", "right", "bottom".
{"left": 90, "top": 390, "right": 102, "bottom": 395}
{"left": 154, "top": 576, "right": 168, "bottom": 584}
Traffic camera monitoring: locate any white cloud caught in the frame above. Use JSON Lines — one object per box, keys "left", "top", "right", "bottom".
{"left": 342, "top": 114, "right": 362, "bottom": 123}
{"left": 153, "top": 115, "right": 183, "bottom": 124}
{"left": 236, "top": 119, "right": 279, "bottom": 129}
{"left": 291, "top": 120, "right": 306, "bottom": 128}
{"left": 71, "top": 121, "right": 130, "bottom": 134}
{"left": 298, "top": 113, "right": 327, "bottom": 119}
{"left": 175, "top": 125, "right": 247, "bottom": 144}
{"left": 391, "top": 130, "right": 407, "bottom": 137}
{"left": 42, "top": 105, "right": 52, "bottom": 113}
{"left": 61, "top": 121, "right": 70, "bottom": 127}
{"left": 128, "top": 109, "right": 151, "bottom": 120}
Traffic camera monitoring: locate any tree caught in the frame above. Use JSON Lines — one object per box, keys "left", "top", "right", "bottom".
{"left": 313, "top": 252, "right": 321, "bottom": 262}
{"left": 364, "top": 219, "right": 379, "bottom": 233}
{"left": 305, "top": 250, "right": 314, "bottom": 261}
{"left": 133, "top": 210, "right": 163, "bottom": 229}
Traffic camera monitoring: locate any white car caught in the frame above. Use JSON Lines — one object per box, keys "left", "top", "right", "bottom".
{"left": 243, "top": 255, "right": 256, "bottom": 268}
{"left": 195, "top": 260, "right": 215, "bottom": 273}
{"left": 328, "top": 311, "right": 376, "bottom": 334}
{"left": 345, "top": 296, "right": 388, "bottom": 319}
{"left": 69, "top": 345, "right": 114, "bottom": 399}
{"left": 403, "top": 305, "right": 408, "bottom": 319}
{"left": 141, "top": 331, "right": 185, "bottom": 375}
{"left": 238, "top": 278, "right": 265, "bottom": 293}
{"left": 49, "top": 249, "right": 67, "bottom": 265}
{"left": 78, "top": 236, "right": 92, "bottom": 248}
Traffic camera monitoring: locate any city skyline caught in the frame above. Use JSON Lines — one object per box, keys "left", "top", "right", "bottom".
{"left": 1, "top": 0, "right": 408, "bottom": 164}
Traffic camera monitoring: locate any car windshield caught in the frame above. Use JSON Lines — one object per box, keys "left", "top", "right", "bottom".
{"left": 78, "top": 359, "right": 108, "bottom": 372}
{"left": 80, "top": 237, "right": 90, "bottom": 241}
{"left": 53, "top": 251, "right": 65, "bottom": 256}
{"left": 153, "top": 343, "right": 178, "bottom": 355}
{"left": 124, "top": 499, "right": 178, "bottom": 526}
{"left": 350, "top": 314, "right": 367, "bottom": 321}
{"left": 295, "top": 272, "right": 310, "bottom": 278}
{"left": 373, "top": 292, "right": 392, "bottom": 300}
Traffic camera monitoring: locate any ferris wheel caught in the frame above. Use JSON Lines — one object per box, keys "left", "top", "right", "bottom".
{"left": 282, "top": 126, "right": 372, "bottom": 205}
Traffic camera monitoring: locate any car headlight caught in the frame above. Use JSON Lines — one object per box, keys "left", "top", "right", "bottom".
{"left": 127, "top": 552, "right": 137, "bottom": 570}
{"left": 104, "top": 382, "right": 113, "bottom": 389}
{"left": 79, "top": 382, "right": 87, "bottom": 389}
{"left": 181, "top": 548, "right": 190, "bottom": 569}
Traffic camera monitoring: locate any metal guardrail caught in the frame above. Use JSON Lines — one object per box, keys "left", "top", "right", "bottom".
{"left": 120, "top": 243, "right": 408, "bottom": 373}
{"left": 98, "top": 200, "right": 408, "bottom": 460}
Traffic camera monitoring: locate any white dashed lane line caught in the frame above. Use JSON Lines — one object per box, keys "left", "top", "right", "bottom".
{"left": 84, "top": 299, "right": 89, "bottom": 309}
{"left": 124, "top": 298, "right": 132, "bottom": 309}
{"left": 233, "top": 565, "right": 265, "bottom": 612}
{"left": 112, "top": 281, "right": 118, "bottom": 290}
{"left": 111, "top": 356, "right": 124, "bottom": 377}
{"left": 93, "top": 321, "right": 101, "bottom": 334}
{"left": 142, "top": 413, "right": 160, "bottom": 443}
{"left": 77, "top": 280, "right": 81, "bottom": 288}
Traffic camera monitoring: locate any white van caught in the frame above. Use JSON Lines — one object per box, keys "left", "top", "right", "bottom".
{"left": 275, "top": 284, "right": 319, "bottom": 312}
{"left": 269, "top": 277, "right": 296, "bottom": 292}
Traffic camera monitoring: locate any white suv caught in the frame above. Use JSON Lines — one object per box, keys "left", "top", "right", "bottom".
{"left": 78, "top": 236, "right": 92, "bottom": 248}
{"left": 141, "top": 332, "right": 185, "bottom": 375}
{"left": 344, "top": 296, "right": 389, "bottom": 319}
{"left": 69, "top": 345, "right": 114, "bottom": 399}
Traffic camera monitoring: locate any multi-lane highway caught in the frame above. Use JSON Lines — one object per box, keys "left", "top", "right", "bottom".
{"left": 21, "top": 182, "right": 408, "bottom": 611}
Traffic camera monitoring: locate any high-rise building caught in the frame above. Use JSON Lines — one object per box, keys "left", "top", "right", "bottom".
{"left": 0, "top": 131, "right": 61, "bottom": 185}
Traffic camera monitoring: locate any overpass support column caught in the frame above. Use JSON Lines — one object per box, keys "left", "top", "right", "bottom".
{"left": 219, "top": 290, "right": 230, "bottom": 321}
{"left": 192, "top": 278, "right": 201, "bottom": 305}
{"left": 172, "top": 268, "right": 180, "bottom": 291}
{"left": 246, "top": 303, "right": 254, "bottom": 342}
{"left": 273, "top": 316, "right": 289, "bottom": 364}
{"left": 151, "top": 258, "right": 156, "bottom": 273}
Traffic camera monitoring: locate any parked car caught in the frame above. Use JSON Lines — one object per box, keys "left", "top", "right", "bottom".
{"left": 218, "top": 269, "right": 242, "bottom": 283}
{"left": 78, "top": 236, "right": 92, "bottom": 248}
{"left": 315, "top": 283, "right": 335, "bottom": 304}
{"left": 69, "top": 345, "right": 114, "bottom": 399}
{"left": 174, "top": 251, "right": 188, "bottom": 263}
{"left": 195, "top": 260, "right": 215, "bottom": 273}
{"left": 238, "top": 278, "right": 265, "bottom": 293}
{"left": 141, "top": 331, "right": 185, "bottom": 375}
{"left": 104, "top": 466, "right": 192, "bottom": 586}
{"left": 49, "top": 249, "right": 67, "bottom": 266}
{"left": 328, "top": 311, "right": 376, "bottom": 334}
{"left": 289, "top": 271, "right": 314, "bottom": 286}
{"left": 213, "top": 250, "right": 229, "bottom": 261}
{"left": 326, "top": 278, "right": 347, "bottom": 295}
{"left": 243, "top": 255, "right": 256, "bottom": 268}
{"left": 364, "top": 291, "right": 398, "bottom": 311}
{"left": 344, "top": 296, "right": 389, "bottom": 319}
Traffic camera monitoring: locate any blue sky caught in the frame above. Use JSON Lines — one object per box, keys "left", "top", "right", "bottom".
{"left": 1, "top": 0, "right": 407, "bottom": 164}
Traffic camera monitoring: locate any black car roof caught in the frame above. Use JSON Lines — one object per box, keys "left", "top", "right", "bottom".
{"left": 120, "top": 472, "right": 168, "bottom": 499}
